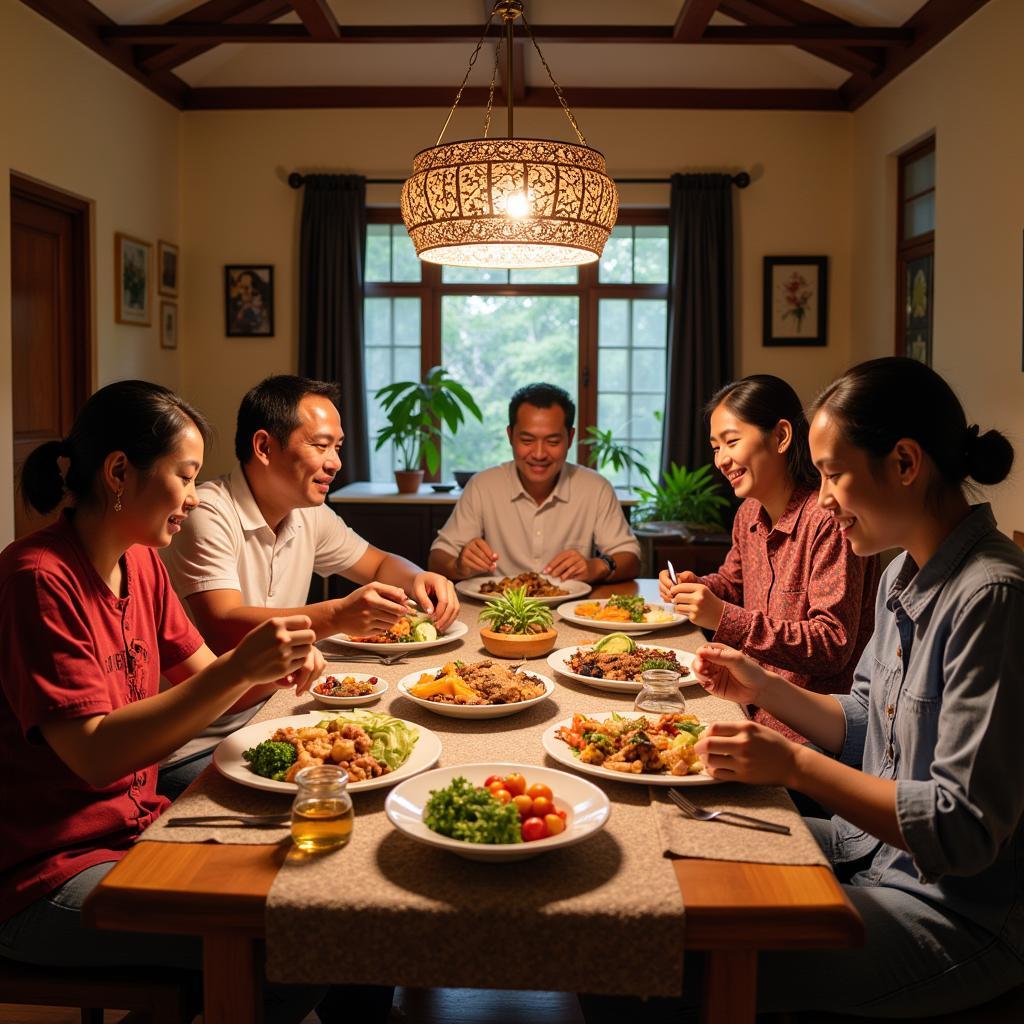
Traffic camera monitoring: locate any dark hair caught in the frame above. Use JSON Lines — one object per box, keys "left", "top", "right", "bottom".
{"left": 811, "top": 357, "right": 1014, "bottom": 491}
{"left": 508, "top": 383, "right": 576, "bottom": 432}
{"left": 20, "top": 380, "right": 212, "bottom": 516}
{"left": 705, "top": 374, "right": 818, "bottom": 489}
{"left": 234, "top": 375, "right": 341, "bottom": 464}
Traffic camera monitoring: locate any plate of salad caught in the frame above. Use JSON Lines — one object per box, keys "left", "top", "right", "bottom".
{"left": 385, "top": 763, "right": 610, "bottom": 861}
{"left": 556, "top": 595, "right": 686, "bottom": 632}
{"left": 214, "top": 709, "right": 442, "bottom": 795}
{"left": 324, "top": 613, "right": 469, "bottom": 654}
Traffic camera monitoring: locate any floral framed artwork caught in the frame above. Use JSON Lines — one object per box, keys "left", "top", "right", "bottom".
{"left": 160, "top": 301, "right": 178, "bottom": 350}
{"left": 763, "top": 256, "right": 828, "bottom": 347}
{"left": 115, "top": 232, "right": 151, "bottom": 326}
{"left": 225, "top": 265, "right": 274, "bottom": 336}
{"left": 158, "top": 240, "right": 179, "bottom": 298}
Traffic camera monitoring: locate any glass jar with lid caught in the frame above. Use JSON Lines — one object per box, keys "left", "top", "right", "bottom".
{"left": 634, "top": 668, "right": 688, "bottom": 715}
{"left": 291, "top": 764, "right": 354, "bottom": 853}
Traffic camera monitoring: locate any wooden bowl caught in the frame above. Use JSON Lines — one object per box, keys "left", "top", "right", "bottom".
{"left": 480, "top": 627, "right": 557, "bottom": 659}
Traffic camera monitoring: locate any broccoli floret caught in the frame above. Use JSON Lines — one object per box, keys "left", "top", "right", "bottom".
{"left": 242, "top": 740, "right": 296, "bottom": 781}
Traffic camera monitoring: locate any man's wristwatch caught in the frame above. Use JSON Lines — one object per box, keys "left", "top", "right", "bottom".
{"left": 597, "top": 553, "right": 617, "bottom": 579}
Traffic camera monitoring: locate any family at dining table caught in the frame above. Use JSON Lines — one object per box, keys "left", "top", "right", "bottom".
{"left": 1, "top": 354, "right": 1022, "bottom": 1022}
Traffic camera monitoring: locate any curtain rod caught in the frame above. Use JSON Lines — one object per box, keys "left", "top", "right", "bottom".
{"left": 287, "top": 171, "right": 751, "bottom": 188}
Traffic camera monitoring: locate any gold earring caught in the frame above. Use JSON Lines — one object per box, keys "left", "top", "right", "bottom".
{"left": 114, "top": 489, "right": 123, "bottom": 513}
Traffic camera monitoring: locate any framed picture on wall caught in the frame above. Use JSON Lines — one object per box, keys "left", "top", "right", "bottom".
{"left": 115, "top": 232, "right": 151, "bottom": 326}
{"left": 763, "top": 256, "right": 828, "bottom": 347}
{"left": 158, "top": 240, "right": 179, "bottom": 298}
{"left": 160, "top": 301, "right": 178, "bottom": 350}
{"left": 225, "top": 264, "right": 274, "bottom": 337}
{"left": 904, "top": 252, "right": 933, "bottom": 366}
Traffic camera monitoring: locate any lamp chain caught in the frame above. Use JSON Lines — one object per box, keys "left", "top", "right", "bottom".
{"left": 521, "top": 12, "right": 588, "bottom": 146}
{"left": 483, "top": 35, "right": 505, "bottom": 139}
{"left": 434, "top": 13, "right": 494, "bottom": 148}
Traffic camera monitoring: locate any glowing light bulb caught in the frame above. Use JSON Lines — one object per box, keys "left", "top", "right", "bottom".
{"left": 506, "top": 192, "right": 530, "bottom": 218}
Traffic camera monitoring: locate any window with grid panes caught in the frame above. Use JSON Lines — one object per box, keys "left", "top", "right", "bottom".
{"left": 362, "top": 213, "right": 669, "bottom": 488}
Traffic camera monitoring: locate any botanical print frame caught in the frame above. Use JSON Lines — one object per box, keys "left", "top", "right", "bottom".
{"left": 904, "top": 252, "right": 933, "bottom": 366}
{"left": 115, "top": 232, "right": 151, "bottom": 326}
{"left": 763, "top": 256, "right": 828, "bottom": 347}
{"left": 158, "top": 240, "right": 179, "bottom": 298}
{"left": 160, "top": 301, "right": 178, "bottom": 350}
{"left": 225, "top": 265, "right": 274, "bottom": 337}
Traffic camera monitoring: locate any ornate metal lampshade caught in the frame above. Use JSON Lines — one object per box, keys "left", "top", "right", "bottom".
{"left": 401, "top": 2, "right": 618, "bottom": 269}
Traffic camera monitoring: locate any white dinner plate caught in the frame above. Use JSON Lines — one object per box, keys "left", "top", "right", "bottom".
{"left": 396, "top": 666, "right": 555, "bottom": 719}
{"left": 324, "top": 618, "right": 469, "bottom": 654}
{"left": 308, "top": 670, "right": 388, "bottom": 708}
{"left": 556, "top": 599, "right": 687, "bottom": 633}
{"left": 541, "top": 711, "right": 721, "bottom": 786}
{"left": 546, "top": 644, "right": 697, "bottom": 694}
{"left": 386, "top": 762, "right": 610, "bottom": 861}
{"left": 213, "top": 712, "right": 442, "bottom": 795}
{"left": 455, "top": 576, "right": 591, "bottom": 606}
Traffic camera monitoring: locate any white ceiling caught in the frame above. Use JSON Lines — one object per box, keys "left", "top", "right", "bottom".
{"left": 87, "top": 1, "right": 930, "bottom": 92}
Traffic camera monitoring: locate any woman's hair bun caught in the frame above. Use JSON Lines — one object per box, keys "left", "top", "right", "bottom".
{"left": 967, "top": 427, "right": 1014, "bottom": 485}
{"left": 19, "top": 439, "right": 67, "bottom": 515}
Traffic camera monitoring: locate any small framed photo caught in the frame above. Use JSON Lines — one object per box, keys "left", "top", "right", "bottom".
{"left": 160, "top": 301, "right": 178, "bottom": 350}
{"left": 225, "top": 265, "right": 274, "bottom": 337}
{"left": 763, "top": 256, "right": 828, "bottom": 347}
{"left": 115, "top": 232, "right": 151, "bottom": 326}
{"left": 158, "top": 240, "right": 179, "bottom": 298}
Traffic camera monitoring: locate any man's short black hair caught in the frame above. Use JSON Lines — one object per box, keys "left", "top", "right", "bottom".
{"left": 508, "top": 383, "right": 576, "bottom": 432}
{"left": 235, "top": 375, "right": 341, "bottom": 464}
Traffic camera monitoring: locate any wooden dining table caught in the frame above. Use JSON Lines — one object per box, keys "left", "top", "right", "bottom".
{"left": 84, "top": 580, "right": 862, "bottom": 1024}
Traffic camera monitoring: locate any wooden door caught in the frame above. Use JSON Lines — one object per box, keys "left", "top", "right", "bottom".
{"left": 9, "top": 176, "right": 90, "bottom": 537}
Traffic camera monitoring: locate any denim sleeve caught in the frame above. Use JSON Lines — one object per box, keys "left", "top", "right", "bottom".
{"left": 896, "top": 582, "right": 1024, "bottom": 882}
{"left": 834, "top": 641, "right": 872, "bottom": 767}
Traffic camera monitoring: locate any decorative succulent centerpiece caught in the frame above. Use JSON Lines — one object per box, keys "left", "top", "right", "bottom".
{"left": 479, "top": 587, "right": 557, "bottom": 658}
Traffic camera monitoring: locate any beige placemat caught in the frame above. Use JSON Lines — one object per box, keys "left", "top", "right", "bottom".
{"left": 652, "top": 784, "right": 829, "bottom": 866}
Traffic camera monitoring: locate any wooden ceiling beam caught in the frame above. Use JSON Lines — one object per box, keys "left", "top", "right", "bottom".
{"left": 673, "top": 0, "right": 721, "bottom": 42}
{"left": 138, "top": 1, "right": 293, "bottom": 74}
{"left": 287, "top": 1, "right": 339, "bottom": 40}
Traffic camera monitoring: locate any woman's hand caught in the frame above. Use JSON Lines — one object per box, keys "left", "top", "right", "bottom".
{"left": 228, "top": 615, "right": 317, "bottom": 688}
{"left": 335, "top": 582, "right": 409, "bottom": 635}
{"left": 412, "top": 572, "right": 460, "bottom": 631}
{"left": 694, "top": 720, "right": 801, "bottom": 786}
{"left": 692, "top": 642, "right": 772, "bottom": 705}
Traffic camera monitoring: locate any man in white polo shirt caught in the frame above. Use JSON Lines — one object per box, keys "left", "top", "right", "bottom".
{"left": 160, "top": 375, "right": 458, "bottom": 796}
{"left": 429, "top": 382, "right": 641, "bottom": 583}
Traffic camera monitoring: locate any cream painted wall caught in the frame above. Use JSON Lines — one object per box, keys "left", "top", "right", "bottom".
{"left": 0, "top": 2, "right": 183, "bottom": 544}
{"left": 182, "top": 105, "right": 853, "bottom": 477}
{"left": 850, "top": 0, "right": 1024, "bottom": 533}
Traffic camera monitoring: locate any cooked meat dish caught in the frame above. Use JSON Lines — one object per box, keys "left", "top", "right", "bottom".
{"left": 479, "top": 572, "right": 568, "bottom": 598}
{"left": 567, "top": 649, "right": 691, "bottom": 682}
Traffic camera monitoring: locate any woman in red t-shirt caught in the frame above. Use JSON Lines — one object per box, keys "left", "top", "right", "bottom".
{"left": 659, "top": 375, "right": 879, "bottom": 739}
{"left": 0, "top": 381, "right": 322, "bottom": 1016}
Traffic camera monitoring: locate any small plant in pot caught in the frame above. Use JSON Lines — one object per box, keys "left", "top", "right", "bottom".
{"left": 374, "top": 366, "right": 482, "bottom": 493}
{"left": 634, "top": 462, "right": 731, "bottom": 536}
{"left": 479, "top": 587, "right": 557, "bottom": 659}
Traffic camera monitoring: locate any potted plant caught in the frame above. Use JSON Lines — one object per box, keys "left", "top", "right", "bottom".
{"left": 579, "top": 425, "right": 651, "bottom": 487}
{"left": 479, "top": 587, "right": 557, "bottom": 659}
{"left": 634, "top": 462, "right": 731, "bottom": 535}
{"left": 374, "top": 366, "right": 483, "bottom": 493}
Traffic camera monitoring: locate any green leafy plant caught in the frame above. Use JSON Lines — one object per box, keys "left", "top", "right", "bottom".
{"left": 634, "top": 463, "right": 731, "bottom": 530}
{"left": 479, "top": 587, "right": 554, "bottom": 635}
{"left": 580, "top": 426, "right": 653, "bottom": 482}
{"left": 374, "top": 366, "right": 483, "bottom": 474}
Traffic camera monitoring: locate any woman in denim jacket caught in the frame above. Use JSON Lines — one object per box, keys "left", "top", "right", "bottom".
{"left": 690, "top": 357, "right": 1024, "bottom": 1016}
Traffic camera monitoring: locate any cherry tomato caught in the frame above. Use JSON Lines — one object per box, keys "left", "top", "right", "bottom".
{"left": 503, "top": 773, "right": 527, "bottom": 797}
{"left": 530, "top": 795, "right": 554, "bottom": 818}
{"left": 512, "top": 794, "right": 534, "bottom": 819}
{"left": 483, "top": 775, "right": 503, "bottom": 788}
{"left": 544, "top": 813, "right": 565, "bottom": 836}
{"left": 556, "top": 809, "right": 567, "bottom": 822}
{"left": 521, "top": 816, "right": 549, "bottom": 842}
{"left": 527, "top": 783, "right": 553, "bottom": 802}
{"left": 489, "top": 787, "right": 512, "bottom": 804}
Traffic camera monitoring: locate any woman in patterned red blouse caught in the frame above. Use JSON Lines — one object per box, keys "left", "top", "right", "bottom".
{"left": 659, "top": 375, "right": 879, "bottom": 740}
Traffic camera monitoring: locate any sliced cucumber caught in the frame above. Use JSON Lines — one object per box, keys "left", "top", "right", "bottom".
{"left": 593, "top": 631, "right": 636, "bottom": 654}
{"left": 413, "top": 621, "right": 438, "bottom": 642}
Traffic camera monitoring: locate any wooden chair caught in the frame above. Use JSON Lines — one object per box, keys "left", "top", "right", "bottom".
{"left": 0, "top": 957, "right": 193, "bottom": 1023}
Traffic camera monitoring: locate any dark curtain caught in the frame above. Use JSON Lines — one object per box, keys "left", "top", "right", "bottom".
{"left": 661, "top": 173, "right": 735, "bottom": 473}
{"left": 298, "top": 173, "right": 369, "bottom": 485}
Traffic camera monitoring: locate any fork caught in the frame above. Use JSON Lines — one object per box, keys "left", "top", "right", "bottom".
{"left": 165, "top": 812, "right": 291, "bottom": 828}
{"left": 319, "top": 650, "right": 407, "bottom": 666}
{"left": 668, "top": 788, "right": 791, "bottom": 835}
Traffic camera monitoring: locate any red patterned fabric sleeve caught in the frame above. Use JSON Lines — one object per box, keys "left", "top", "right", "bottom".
{"left": 713, "top": 516, "right": 869, "bottom": 677}
{"left": 696, "top": 505, "right": 748, "bottom": 606}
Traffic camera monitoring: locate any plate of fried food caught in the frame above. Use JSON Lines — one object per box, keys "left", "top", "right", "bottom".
{"left": 546, "top": 632, "right": 696, "bottom": 694}
{"left": 214, "top": 709, "right": 442, "bottom": 795}
{"left": 325, "top": 612, "right": 469, "bottom": 654}
{"left": 455, "top": 572, "right": 591, "bottom": 606}
{"left": 397, "top": 659, "right": 555, "bottom": 719}
{"left": 309, "top": 670, "right": 388, "bottom": 708}
{"left": 542, "top": 710, "right": 719, "bottom": 786}
{"left": 556, "top": 594, "right": 685, "bottom": 632}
